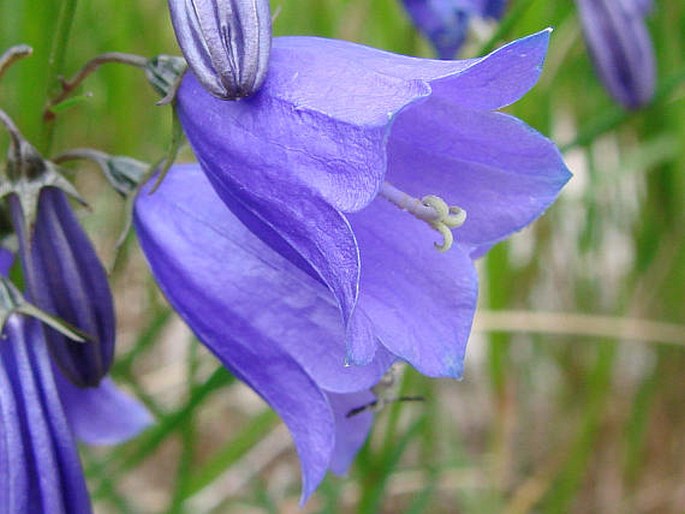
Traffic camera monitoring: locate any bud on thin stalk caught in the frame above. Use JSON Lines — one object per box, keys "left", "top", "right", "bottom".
{"left": 168, "top": 0, "right": 272, "bottom": 100}
{"left": 0, "top": 110, "right": 116, "bottom": 387}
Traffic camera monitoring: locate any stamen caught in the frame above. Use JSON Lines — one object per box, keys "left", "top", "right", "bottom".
{"left": 445, "top": 206, "right": 467, "bottom": 228}
{"left": 379, "top": 181, "right": 442, "bottom": 223}
{"left": 433, "top": 224, "right": 453, "bottom": 253}
{"left": 379, "top": 181, "right": 467, "bottom": 252}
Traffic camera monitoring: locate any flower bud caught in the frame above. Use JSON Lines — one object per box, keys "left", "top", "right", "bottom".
{"left": 168, "top": 0, "right": 272, "bottom": 100}
{"left": 24, "top": 188, "right": 117, "bottom": 387}
{"left": 1, "top": 110, "right": 116, "bottom": 388}
{"left": 576, "top": 0, "right": 656, "bottom": 109}
{"left": 6, "top": 184, "right": 117, "bottom": 388}
{"left": 401, "top": 0, "right": 507, "bottom": 60}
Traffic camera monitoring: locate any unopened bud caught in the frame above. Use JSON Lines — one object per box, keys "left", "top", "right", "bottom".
{"left": 168, "top": 0, "right": 272, "bottom": 100}
{"left": 576, "top": 0, "right": 656, "bottom": 109}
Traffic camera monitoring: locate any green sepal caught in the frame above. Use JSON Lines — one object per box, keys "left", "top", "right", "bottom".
{"left": 97, "top": 155, "right": 147, "bottom": 196}
{"left": 0, "top": 120, "right": 85, "bottom": 236}
{"left": 55, "top": 148, "right": 148, "bottom": 197}
{"left": 149, "top": 107, "right": 184, "bottom": 193}
{"left": 144, "top": 54, "right": 187, "bottom": 100}
{"left": 0, "top": 276, "right": 89, "bottom": 342}
{"left": 111, "top": 108, "right": 183, "bottom": 268}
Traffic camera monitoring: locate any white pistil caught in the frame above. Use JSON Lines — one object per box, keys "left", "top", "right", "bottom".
{"left": 379, "top": 182, "right": 467, "bottom": 252}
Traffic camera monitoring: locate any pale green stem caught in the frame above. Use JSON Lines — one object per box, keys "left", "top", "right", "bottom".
{"left": 42, "top": 0, "right": 79, "bottom": 153}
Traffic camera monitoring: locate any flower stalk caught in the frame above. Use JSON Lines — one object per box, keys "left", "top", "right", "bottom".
{"left": 44, "top": 52, "right": 148, "bottom": 121}
{"left": 0, "top": 45, "right": 33, "bottom": 83}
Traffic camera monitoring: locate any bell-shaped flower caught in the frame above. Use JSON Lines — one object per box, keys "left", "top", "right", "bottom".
{"left": 0, "top": 110, "right": 150, "bottom": 430}
{"left": 0, "top": 111, "right": 119, "bottom": 387}
{"left": 137, "top": 31, "right": 570, "bottom": 500}
{"left": 401, "top": 0, "right": 507, "bottom": 59}
{"left": 575, "top": 0, "right": 656, "bottom": 109}
{"left": 168, "top": 0, "right": 272, "bottom": 99}
{"left": 173, "top": 30, "right": 571, "bottom": 378}
{"left": 0, "top": 107, "right": 150, "bottom": 513}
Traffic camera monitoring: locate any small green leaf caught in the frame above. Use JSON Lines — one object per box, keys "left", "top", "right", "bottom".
{"left": 49, "top": 92, "right": 93, "bottom": 114}
{"left": 0, "top": 276, "right": 89, "bottom": 342}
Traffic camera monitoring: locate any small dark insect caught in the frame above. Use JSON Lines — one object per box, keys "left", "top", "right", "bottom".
{"left": 346, "top": 395, "right": 424, "bottom": 418}
{"left": 346, "top": 363, "right": 425, "bottom": 418}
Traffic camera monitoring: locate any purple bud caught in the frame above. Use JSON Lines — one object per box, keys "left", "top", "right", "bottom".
{"left": 168, "top": 0, "right": 272, "bottom": 100}
{"left": 10, "top": 189, "right": 116, "bottom": 388}
{"left": 1, "top": 114, "right": 117, "bottom": 388}
{"left": 483, "top": 0, "right": 507, "bottom": 19}
{"left": 401, "top": 0, "right": 507, "bottom": 59}
{"left": 576, "top": 0, "right": 656, "bottom": 109}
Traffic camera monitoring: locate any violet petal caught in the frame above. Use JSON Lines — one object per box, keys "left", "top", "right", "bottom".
{"left": 54, "top": 374, "right": 152, "bottom": 446}
{"left": 347, "top": 198, "right": 478, "bottom": 377}
{"left": 1, "top": 317, "right": 91, "bottom": 513}
{"left": 387, "top": 102, "right": 571, "bottom": 249}
{"left": 134, "top": 164, "right": 393, "bottom": 499}
{"left": 0, "top": 323, "right": 27, "bottom": 513}
{"left": 197, "top": 159, "right": 374, "bottom": 364}
{"left": 327, "top": 391, "right": 375, "bottom": 475}
{"left": 427, "top": 29, "right": 551, "bottom": 111}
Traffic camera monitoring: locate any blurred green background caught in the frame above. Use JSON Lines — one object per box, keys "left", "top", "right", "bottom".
{"left": 1, "top": 0, "right": 684, "bottom": 512}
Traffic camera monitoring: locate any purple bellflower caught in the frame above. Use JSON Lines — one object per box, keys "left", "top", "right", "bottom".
{"left": 575, "top": 0, "right": 656, "bottom": 109}
{"left": 136, "top": 30, "right": 570, "bottom": 500}
{"left": 168, "top": 0, "right": 272, "bottom": 99}
{"left": 173, "top": 30, "right": 571, "bottom": 375}
{"left": 401, "top": 0, "right": 507, "bottom": 59}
